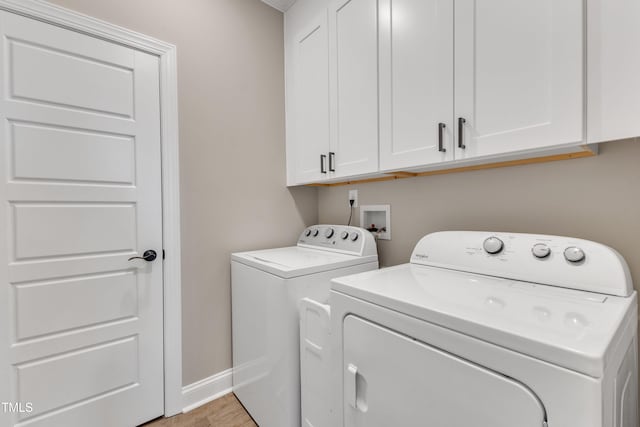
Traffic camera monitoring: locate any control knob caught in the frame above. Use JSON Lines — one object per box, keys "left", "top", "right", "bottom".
{"left": 483, "top": 236, "right": 504, "bottom": 254}
{"left": 340, "top": 231, "right": 349, "bottom": 240}
{"left": 350, "top": 232, "right": 359, "bottom": 242}
{"left": 325, "top": 228, "right": 335, "bottom": 238}
{"left": 532, "top": 243, "right": 551, "bottom": 259}
{"left": 564, "top": 247, "right": 585, "bottom": 263}
{"left": 312, "top": 229, "right": 319, "bottom": 237}
{"left": 305, "top": 229, "right": 312, "bottom": 237}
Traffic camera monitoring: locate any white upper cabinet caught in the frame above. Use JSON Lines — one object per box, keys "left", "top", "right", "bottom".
{"left": 328, "top": 0, "right": 379, "bottom": 178}
{"left": 587, "top": 0, "right": 640, "bottom": 143}
{"left": 454, "top": 0, "right": 584, "bottom": 160}
{"left": 379, "top": 0, "right": 454, "bottom": 171}
{"left": 285, "top": 0, "right": 639, "bottom": 185}
{"left": 290, "top": 13, "right": 330, "bottom": 184}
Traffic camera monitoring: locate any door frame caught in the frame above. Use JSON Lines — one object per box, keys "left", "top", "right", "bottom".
{"left": 0, "top": 0, "right": 184, "bottom": 416}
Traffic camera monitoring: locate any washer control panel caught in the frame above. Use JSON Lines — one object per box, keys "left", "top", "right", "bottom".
{"left": 478, "top": 235, "right": 588, "bottom": 263}
{"left": 297, "top": 225, "right": 377, "bottom": 257}
{"left": 410, "top": 231, "right": 632, "bottom": 297}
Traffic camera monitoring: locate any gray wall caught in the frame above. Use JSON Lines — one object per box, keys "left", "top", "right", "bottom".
{"left": 319, "top": 139, "right": 640, "bottom": 287}
{"left": 47, "top": 0, "right": 318, "bottom": 385}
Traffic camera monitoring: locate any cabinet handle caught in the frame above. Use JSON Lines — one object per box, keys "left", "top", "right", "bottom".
{"left": 329, "top": 152, "right": 336, "bottom": 172}
{"left": 458, "top": 117, "right": 466, "bottom": 149}
{"left": 320, "top": 154, "right": 327, "bottom": 174}
{"left": 438, "top": 123, "right": 446, "bottom": 152}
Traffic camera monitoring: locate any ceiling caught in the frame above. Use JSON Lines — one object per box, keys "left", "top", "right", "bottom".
{"left": 261, "top": 0, "right": 296, "bottom": 12}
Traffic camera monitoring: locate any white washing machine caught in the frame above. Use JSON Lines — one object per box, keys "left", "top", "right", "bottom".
{"left": 231, "top": 225, "right": 378, "bottom": 427}
{"left": 324, "top": 231, "right": 637, "bottom": 427}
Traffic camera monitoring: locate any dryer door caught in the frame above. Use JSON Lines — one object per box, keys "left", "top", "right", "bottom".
{"left": 343, "top": 315, "right": 547, "bottom": 427}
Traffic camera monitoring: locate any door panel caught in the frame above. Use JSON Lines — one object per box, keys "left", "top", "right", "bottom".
{"left": 12, "top": 204, "right": 136, "bottom": 259}
{"left": 9, "top": 39, "right": 134, "bottom": 117}
{"left": 293, "top": 15, "right": 330, "bottom": 184}
{"left": 14, "top": 271, "right": 137, "bottom": 340}
{"left": 16, "top": 338, "right": 137, "bottom": 420}
{"left": 11, "top": 122, "right": 135, "bottom": 185}
{"left": 343, "top": 315, "right": 547, "bottom": 427}
{"left": 379, "top": 0, "right": 454, "bottom": 170}
{"left": 328, "top": 0, "right": 379, "bottom": 178}
{"left": 0, "top": 11, "right": 163, "bottom": 427}
{"left": 454, "top": 0, "right": 583, "bottom": 159}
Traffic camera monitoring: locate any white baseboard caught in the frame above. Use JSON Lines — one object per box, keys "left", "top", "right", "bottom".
{"left": 182, "top": 368, "right": 233, "bottom": 413}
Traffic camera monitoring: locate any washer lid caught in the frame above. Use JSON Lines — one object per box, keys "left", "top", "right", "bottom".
{"left": 331, "top": 264, "right": 637, "bottom": 378}
{"left": 232, "top": 246, "right": 377, "bottom": 278}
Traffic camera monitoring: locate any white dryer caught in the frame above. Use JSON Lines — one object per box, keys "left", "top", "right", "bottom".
{"left": 328, "top": 231, "right": 637, "bottom": 427}
{"left": 231, "top": 225, "right": 378, "bottom": 427}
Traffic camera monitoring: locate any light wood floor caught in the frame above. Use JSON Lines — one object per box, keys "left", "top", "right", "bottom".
{"left": 142, "top": 393, "right": 257, "bottom": 427}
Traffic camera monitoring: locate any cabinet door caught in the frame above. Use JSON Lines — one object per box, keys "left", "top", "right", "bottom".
{"left": 587, "top": 0, "right": 640, "bottom": 143}
{"left": 342, "top": 315, "right": 547, "bottom": 427}
{"left": 292, "top": 15, "right": 330, "bottom": 184}
{"left": 454, "top": 0, "right": 583, "bottom": 160}
{"left": 379, "top": 0, "right": 454, "bottom": 171}
{"left": 328, "top": 0, "right": 379, "bottom": 178}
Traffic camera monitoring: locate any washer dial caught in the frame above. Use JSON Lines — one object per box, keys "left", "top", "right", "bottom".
{"left": 325, "top": 228, "right": 335, "bottom": 238}
{"left": 483, "top": 237, "right": 504, "bottom": 254}
{"left": 532, "top": 243, "right": 551, "bottom": 259}
{"left": 564, "top": 247, "right": 586, "bottom": 263}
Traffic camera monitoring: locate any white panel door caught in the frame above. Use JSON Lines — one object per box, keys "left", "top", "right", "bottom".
{"left": 328, "top": 0, "right": 378, "bottom": 178}
{"left": 378, "top": 0, "right": 454, "bottom": 171}
{"left": 292, "top": 14, "right": 331, "bottom": 184}
{"left": 0, "top": 11, "right": 164, "bottom": 427}
{"left": 454, "top": 0, "right": 583, "bottom": 160}
{"left": 343, "top": 315, "right": 547, "bottom": 427}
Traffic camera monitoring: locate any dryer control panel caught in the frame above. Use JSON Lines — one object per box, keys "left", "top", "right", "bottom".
{"left": 410, "top": 231, "right": 633, "bottom": 297}
{"left": 298, "top": 225, "right": 377, "bottom": 257}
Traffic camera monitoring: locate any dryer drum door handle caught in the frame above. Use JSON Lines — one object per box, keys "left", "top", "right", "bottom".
{"left": 346, "top": 363, "right": 368, "bottom": 412}
{"left": 346, "top": 364, "right": 359, "bottom": 409}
